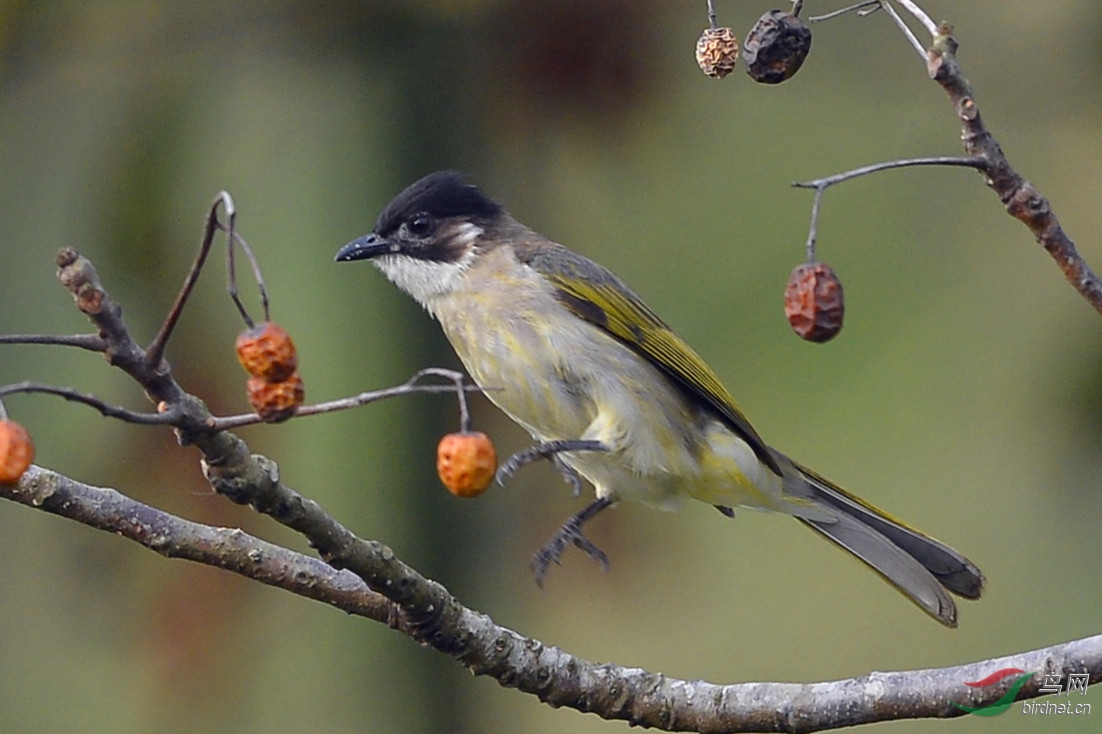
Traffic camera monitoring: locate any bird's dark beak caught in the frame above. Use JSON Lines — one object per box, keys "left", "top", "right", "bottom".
{"left": 334, "top": 233, "right": 393, "bottom": 262}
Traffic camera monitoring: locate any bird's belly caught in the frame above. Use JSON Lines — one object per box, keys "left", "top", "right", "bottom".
{"left": 433, "top": 291, "right": 781, "bottom": 510}
{"left": 438, "top": 312, "right": 678, "bottom": 504}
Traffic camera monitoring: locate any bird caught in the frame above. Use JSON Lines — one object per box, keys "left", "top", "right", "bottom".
{"left": 335, "top": 170, "right": 984, "bottom": 627}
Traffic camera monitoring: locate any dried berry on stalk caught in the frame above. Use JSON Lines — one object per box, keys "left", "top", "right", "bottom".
{"left": 247, "top": 373, "right": 305, "bottom": 423}
{"left": 437, "top": 432, "right": 497, "bottom": 498}
{"left": 0, "top": 420, "right": 35, "bottom": 483}
{"left": 235, "top": 321, "right": 298, "bottom": 382}
{"left": 695, "top": 26, "right": 740, "bottom": 79}
{"left": 744, "top": 10, "right": 812, "bottom": 84}
{"left": 785, "top": 262, "right": 844, "bottom": 342}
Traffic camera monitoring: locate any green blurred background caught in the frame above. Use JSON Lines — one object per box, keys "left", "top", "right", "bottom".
{"left": 1, "top": 1, "right": 1100, "bottom": 732}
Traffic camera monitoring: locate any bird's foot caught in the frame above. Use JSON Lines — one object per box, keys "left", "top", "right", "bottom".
{"left": 531, "top": 496, "right": 614, "bottom": 586}
{"left": 496, "top": 439, "right": 607, "bottom": 496}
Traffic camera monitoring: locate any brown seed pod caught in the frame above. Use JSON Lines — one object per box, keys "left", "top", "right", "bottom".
{"left": 695, "top": 26, "right": 739, "bottom": 79}
{"left": 247, "top": 372, "right": 305, "bottom": 423}
{"left": 0, "top": 420, "right": 35, "bottom": 484}
{"left": 744, "top": 10, "right": 812, "bottom": 84}
{"left": 437, "top": 431, "right": 497, "bottom": 498}
{"left": 235, "top": 321, "right": 298, "bottom": 382}
{"left": 785, "top": 262, "right": 844, "bottom": 342}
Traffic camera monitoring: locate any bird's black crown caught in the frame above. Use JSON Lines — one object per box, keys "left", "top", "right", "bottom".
{"left": 374, "top": 171, "right": 503, "bottom": 236}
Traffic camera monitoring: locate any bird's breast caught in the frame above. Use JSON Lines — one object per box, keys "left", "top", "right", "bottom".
{"left": 433, "top": 281, "right": 599, "bottom": 441}
{"left": 427, "top": 263, "right": 711, "bottom": 507}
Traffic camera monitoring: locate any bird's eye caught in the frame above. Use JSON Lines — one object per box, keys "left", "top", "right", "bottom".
{"left": 407, "top": 214, "right": 434, "bottom": 238}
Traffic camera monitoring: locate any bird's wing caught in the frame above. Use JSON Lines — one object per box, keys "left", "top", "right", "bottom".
{"left": 522, "top": 243, "right": 783, "bottom": 476}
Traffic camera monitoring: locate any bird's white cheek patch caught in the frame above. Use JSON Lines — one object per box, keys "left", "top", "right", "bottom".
{"left": 451, "top": 222, "right": 484, "bottom": 248}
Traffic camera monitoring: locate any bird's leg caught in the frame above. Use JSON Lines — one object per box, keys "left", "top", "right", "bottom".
{"left": 531, "top": 496, "right": 614, "bottom": 586}
{"left": 496, "top": 439, "right": 612, "bottom": 583}
{"left": 495, "top": 438, "right": 606, "bottom": 494}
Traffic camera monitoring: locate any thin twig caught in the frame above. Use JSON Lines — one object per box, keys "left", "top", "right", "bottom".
{"left": 440, "top": 369, "right": 473, "bottom": 432}
{"left": 877, "top": 1, "right": 927, "bottom": 59}
{"left": 808, "top": 0, "right": 880, "bottom": 23}
{"left": 146, "top": 192, "right": 231, "bottom": 369}
{"left": 0, "top": 381, "right": 180, "bottom": 424}
{"left": 894, "top": 0, "right": 938, "bottom": 36}
{"left": 793, "top": 156, "right": 988, "bottom": 261}
{"left": 810, "top": 1, "right": 926, "bottom": 59}
{"left": 207, "top": 374, "right": 483, "bottom": 431}
{"left": 0, "top": 333, "right": 106, "bottom": 351}
{"left": 222, "top": 221, "right": 270, "bottom": 327}
{"left": 793, "top": 155, "right": 987, "bottom": 190}
{"left": 803, "top": 186, "right": 826, "bottom": 262}
{"left": 401, "top": 367, "right": 478, "bottom": 433}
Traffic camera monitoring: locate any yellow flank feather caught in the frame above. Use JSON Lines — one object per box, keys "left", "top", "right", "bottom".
{"left": 541, "top": 268, "right": 785, "bottom": 476}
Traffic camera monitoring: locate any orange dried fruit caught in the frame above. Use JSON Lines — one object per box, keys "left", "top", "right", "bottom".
{"left": 437, "top": 432, "right": 497, "bottom": 498}
{"left": 247, "top": 372, "right": 305, "bottom": 423}
{"left": 0, "top": 420, "right": 35, "bottom": 484}
{"left": 235, "top": 322, "right": 298, "bottom": 382}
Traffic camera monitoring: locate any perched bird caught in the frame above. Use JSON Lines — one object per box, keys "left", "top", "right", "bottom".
{"left": 336, "top": 171, "right": 984, "bottom": 626}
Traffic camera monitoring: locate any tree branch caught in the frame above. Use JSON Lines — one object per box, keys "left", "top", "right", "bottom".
{"left": 6, "top": 464, "right": 394, "bottom": 621}
{"left": 806, "top": 3, "right": 1102, "bottom": 315}
{"left": 3, "top": 464, "right": 1099, "bottom": 732}
{"left": 921, "top": 25, "right": 1102, "bottom": 315}
{"left": 0, "top": 333, "right": 107, "bottom": 351}
{"left": 0, "top": 381, "right": 180, "bottom": 424}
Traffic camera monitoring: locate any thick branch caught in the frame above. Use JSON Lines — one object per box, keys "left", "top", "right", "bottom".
{"left": 7, "top": 464, "right": 393, "bottom": 621}
{"left": 3, "top": 464, "right": 1100, "bottom": 732}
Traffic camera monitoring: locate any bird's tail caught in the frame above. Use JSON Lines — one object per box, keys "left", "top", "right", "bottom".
{"left": 781, "top": 456, "right": 984, "bottom": 628}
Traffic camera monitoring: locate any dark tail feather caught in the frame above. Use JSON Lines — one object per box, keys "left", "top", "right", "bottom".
{"left": 783, "top": 458, "right": 985, "bottom": 628}
{"left": 802, "top": 465, "right": 985, "bottom": 599}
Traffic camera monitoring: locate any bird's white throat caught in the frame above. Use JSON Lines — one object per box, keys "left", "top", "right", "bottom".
{"left": 372, "top": 222, "right": 483, "bottom": 307}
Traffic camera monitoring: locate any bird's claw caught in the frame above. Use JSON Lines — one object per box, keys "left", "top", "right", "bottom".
{"left": 531, "top": 524, "right": 610, "bottom": 587}
{"left": 495, "top": 439, "right": 606, "bottom": 489}
{"left": 530, "top": 496, "right": 614, "bottom": 587}
{"left": 551, "top": 454, "right": 585, "bottom": 497}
